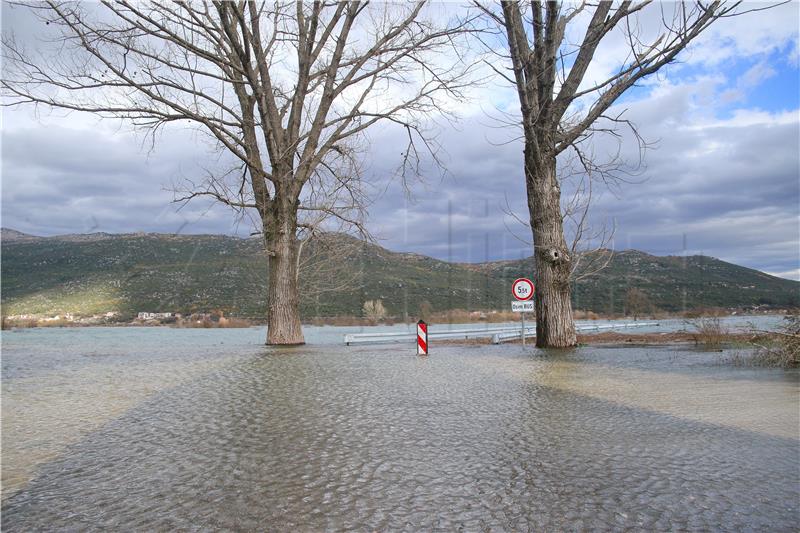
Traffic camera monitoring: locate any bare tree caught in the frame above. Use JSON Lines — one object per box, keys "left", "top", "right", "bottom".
{"left": 476, "top": 0, "right": 751, "bottom": 347}
{"left": 3, "top": 1, "right": 475, "bottom": 344}
{"left": 624, "top": 287, "right": 652, "bottom": 320}
{"left": 297, "top": 231, "right": 363, "bottom": 301}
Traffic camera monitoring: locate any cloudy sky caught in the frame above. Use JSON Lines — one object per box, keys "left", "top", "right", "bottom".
{"left": 2, "top": 2, "right": 799, "bottom": 280}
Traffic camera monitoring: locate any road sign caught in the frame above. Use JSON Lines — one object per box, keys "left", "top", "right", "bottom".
{"left": 512, "top": 278, "right": 535, "bottom": 301}
{"left": 417, "top": 319, "right": 428, "bottom": 355}
{"left": 511, "top": 278, "right": 535, "bottom": 346}
{"left": 512, "top": 301, "right": 534, "bottom": 312}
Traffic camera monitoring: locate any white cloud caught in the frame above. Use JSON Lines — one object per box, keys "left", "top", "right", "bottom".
{"left": 767, "top": 268, "right": 800, "bottom": 281}
{"left": 678, "top": 1, "right": 799, "bottom": 67}
{"left": 686, "top": 109, "right": 799, "bottom": 130}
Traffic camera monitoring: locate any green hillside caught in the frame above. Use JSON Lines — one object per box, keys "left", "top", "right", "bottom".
{"left": 1, "top": 229, "right": 797, "bottom": 319}
{"left": 487, "top": 250, "right": 799, "bottom": 314}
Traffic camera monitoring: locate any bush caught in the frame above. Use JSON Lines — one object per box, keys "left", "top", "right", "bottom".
{"left": 745, "top": 313, "right": 800, "bottom": 367}
{"left": 689, "top": 316, "right": 727, "bottom": 348}
{"left": 217, "top": 317, "right": 252, "bottom": 328}
{"left": 362, "top": 299, "right": 387, "bottom": 323}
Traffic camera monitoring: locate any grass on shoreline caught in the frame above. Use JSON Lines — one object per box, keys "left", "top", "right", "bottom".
{"left": 686, "top": 314, "right": 799, "bottom": 368}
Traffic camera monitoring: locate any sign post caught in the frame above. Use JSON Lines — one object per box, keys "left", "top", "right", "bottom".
{"left": 417, "top": 319, "right": 428, "bottom": 356}
{"left": 511, "top": 278, "right": 535, "bottom": 345}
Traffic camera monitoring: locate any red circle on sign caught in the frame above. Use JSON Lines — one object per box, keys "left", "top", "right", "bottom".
{"left": 512, "top": 278, "right": 535, "bottom": 301}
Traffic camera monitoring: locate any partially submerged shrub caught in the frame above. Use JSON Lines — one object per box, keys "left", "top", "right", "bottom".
{"left": 689, "top": 316, "right": 728, "bottom": 349}
{"left": 745, "top": 313, "right": 800, "bottom": 367}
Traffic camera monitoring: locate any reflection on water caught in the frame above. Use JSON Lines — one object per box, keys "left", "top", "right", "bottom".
{"left": 2, "top": 327, "right": 798, "bottom": 531}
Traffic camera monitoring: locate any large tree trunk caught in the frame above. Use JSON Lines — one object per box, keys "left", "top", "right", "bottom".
{"left": 264, "top": 194, "right": 305, "bottom": 346}
{"left": 493, "top": 0, "right": 734, "bottom": 347}
{"left": 526, "top": 145, "right": 577, "bottom": 348}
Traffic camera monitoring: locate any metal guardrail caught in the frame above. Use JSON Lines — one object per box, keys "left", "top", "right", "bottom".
{"left": 343, "top": 322, "right": 660, "bottom": 346}
{"left": 491, "top": 321, "right": 660, "bottom": 343}
{"left": 343, "top": 325, "right": 527, "bottom": 345}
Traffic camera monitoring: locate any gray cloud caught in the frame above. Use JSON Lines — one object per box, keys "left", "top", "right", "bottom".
{"left": 362, "top": 87, "right": 799, "bottom": 278}
{"left": 3, "top": 99, "right": 797, "bottom": 279}
{"left": 1, "top": 3, "right": 798, "bottom": 280}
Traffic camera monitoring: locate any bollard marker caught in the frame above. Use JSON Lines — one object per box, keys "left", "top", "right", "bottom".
{"left": 417, "top": 319, "right": 428, "bottom": 355}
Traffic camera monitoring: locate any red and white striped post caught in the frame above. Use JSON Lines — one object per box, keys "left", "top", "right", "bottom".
{"left": 417, "top": 319, "right": 428, "bottom": 356}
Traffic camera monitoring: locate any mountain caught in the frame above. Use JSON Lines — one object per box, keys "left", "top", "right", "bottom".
{"left": 1, "top": 228, "right": 41, "bottom": 242}
{"left": 1, "top": 229, "right": 797, "bottom": 319}
{"left": 479, "top": 250, "right": 798, "bottom": 315}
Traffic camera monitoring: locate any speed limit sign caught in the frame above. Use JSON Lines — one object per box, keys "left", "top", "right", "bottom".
{"left": 512, "top": 278, "right": 535, "bottom": 301}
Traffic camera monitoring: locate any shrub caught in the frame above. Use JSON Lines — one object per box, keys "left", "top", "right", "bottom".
{"left": 689, "top": 316, "right": 727, "bottom": 348}
{"left": 745, "top": 313, "right": 800, "bottom": 367}
{"left": 362, "top": 299, "right": 387, "bottom": 323}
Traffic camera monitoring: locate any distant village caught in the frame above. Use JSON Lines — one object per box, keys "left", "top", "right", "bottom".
{"left": 132, "top": 311, "right": 245, "bottom": 327}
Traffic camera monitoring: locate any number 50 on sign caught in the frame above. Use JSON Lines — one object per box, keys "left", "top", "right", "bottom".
{"left": 512, "top": 278, "right": 535, "bottom": 301}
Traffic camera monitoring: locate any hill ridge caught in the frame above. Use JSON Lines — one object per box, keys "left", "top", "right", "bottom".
{"left": 2, "top": 230, "right": 797, "bottom": 318}
{"left": 2, "top": 227, "right": 783, "bottom": 276}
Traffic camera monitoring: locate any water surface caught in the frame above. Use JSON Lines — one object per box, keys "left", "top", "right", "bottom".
{"left": 2, "top": 326, "right": 798, "bottom": 531}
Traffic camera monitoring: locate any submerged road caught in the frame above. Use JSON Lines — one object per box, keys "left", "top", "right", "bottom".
{"left": 2, "top": 326, "right": 798, "bottom": 531}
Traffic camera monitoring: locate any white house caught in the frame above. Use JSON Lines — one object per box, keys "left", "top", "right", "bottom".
{"left": 137, "top": 312, "right": 173, "bottom": 320}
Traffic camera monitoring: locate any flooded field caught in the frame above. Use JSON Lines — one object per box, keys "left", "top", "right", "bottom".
{"left": 2, "top": 326, "right": 798, "bottom": 531}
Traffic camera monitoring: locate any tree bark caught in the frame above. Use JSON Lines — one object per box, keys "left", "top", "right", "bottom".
{"left": 526, "top": 144, "right": 577, "bottom": 348}
{"left": 264, "top": 191, "right": 305, "bottom": 346}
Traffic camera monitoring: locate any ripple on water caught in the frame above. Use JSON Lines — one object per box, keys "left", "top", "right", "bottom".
{"left": 2, "top": 339, "right": 799, "bottom": 531}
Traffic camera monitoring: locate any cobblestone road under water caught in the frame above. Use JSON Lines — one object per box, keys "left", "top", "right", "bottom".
{"left": 2, "top": 328, "right": 798, "bottom": 531}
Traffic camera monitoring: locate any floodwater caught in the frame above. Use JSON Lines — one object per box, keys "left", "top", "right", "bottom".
{"left": 2, "top": 326, "right": 798, "bottom": 531}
